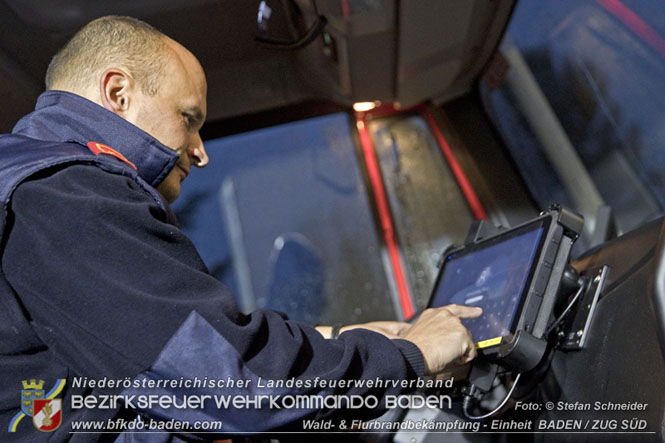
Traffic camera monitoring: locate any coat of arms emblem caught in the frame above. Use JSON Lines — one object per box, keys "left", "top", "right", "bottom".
{"left": 9, "top": 378, "right": 66, "bottom": 433}
{"left": 20, "top": 379, "right": 44, "bottom": 416}
{"left": 18, "top": 379, "right": 62, "bottom": 432}
{"left": 32, "top": 399, "right": 62, "bottom": 432}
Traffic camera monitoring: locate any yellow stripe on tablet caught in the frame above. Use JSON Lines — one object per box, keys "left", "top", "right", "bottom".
{"left": 476, "top": 336, "right": 502, "bottom": 349}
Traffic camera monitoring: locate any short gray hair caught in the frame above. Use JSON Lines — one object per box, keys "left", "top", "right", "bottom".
{"left": 45, "top": 15, "right": 170, "bottom": 95}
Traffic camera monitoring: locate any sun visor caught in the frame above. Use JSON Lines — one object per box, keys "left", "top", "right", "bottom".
{"left": 294, "top": 0, "right": 515, "bottom": 107}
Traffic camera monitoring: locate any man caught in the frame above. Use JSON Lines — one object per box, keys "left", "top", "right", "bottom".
{"left": 0, "top": 16, "right": 480, "bottom": 441}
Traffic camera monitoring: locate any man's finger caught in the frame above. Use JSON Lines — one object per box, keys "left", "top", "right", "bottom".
{"left": 466, "top": 342, "right": 477, "bottom": 360}
{"left": 459, "top": 339, "right": 477, "bottom": 365}
{"left": 443, "top": 304, "right": 483, "bottom": 319}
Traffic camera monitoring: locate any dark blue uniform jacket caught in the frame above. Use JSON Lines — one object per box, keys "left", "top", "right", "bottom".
{"left": 0, "top": 91, "right": 424, "bottom": 441}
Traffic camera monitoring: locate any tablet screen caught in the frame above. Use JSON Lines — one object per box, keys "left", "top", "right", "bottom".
{"left": 429, "top": 224, "right": 545, "bottom": 346}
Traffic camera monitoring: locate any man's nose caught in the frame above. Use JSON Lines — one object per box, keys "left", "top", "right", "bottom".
{"left": 189, "top": 133, "right": 208, "bottom": 167}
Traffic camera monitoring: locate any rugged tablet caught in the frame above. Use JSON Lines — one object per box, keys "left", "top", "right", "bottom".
{"left": 428, "top": 206, "right": 583, "bottom": 358}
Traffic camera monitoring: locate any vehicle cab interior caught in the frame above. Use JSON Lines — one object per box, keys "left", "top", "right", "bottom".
{"left": 1, "top": 0, "right": 664, "bottom": 441}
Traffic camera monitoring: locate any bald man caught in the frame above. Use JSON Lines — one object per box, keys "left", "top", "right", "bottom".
{"left": 0, "top": 16, "right": 479, "bottom": 440}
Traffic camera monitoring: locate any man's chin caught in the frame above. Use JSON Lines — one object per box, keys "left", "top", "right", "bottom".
{"left": 156, "top": 182, "right": 180, "bottom": 204}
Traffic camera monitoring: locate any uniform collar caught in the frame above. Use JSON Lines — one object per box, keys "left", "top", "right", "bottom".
{"left": 12, "top": 90, "right": 178, "bottom": 187}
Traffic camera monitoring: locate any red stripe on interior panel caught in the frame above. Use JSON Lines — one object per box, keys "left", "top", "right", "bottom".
{"left": 355, "top": 115, "right": 415, "bottom": 319}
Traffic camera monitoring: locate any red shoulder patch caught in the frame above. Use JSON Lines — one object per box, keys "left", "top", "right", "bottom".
{"left": 86, "top": 142, "right": 137, "bottom": 171}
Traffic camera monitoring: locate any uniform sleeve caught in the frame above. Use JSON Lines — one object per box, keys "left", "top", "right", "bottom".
{"left": 3, "top": 165, "right": 424, "bottom": 431}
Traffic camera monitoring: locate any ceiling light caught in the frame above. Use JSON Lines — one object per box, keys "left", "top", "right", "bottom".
{"left": 353, "top": 101, "right": 380, "bottom": 112}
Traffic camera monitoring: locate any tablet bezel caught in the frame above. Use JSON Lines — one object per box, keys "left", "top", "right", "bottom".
{"left": 428, "top": 215, "right": 553, "bottom": 349}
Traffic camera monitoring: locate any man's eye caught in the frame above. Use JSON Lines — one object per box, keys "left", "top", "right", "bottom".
{"left": 182, "top": 113, "right": 194, "bottom": 125}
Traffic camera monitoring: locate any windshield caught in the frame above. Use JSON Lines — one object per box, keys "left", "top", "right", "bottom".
{"left": 480, "top": 0, "right": 665, "bottom": 246}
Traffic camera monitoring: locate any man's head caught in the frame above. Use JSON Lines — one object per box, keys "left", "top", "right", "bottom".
{"left": 46, "top": 16, "right": 208, "bottom": 202}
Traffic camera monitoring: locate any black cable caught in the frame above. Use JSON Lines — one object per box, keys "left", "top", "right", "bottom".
{"left": 463, "top": 373, "right": 522, "bottom": 420}
{"left": 545, "top": 279, "right": 586, "bottom": 335}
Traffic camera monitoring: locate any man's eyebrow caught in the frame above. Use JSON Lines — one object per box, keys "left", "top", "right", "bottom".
{"left": 182, "top": 106, "right": 205, "bottom": 122}
{"left": 182, "top": 106, "right": 205, "bottom": 125}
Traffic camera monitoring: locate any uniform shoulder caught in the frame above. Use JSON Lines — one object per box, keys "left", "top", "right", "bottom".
{"left": 13, "top": 163, "right": 157, "bottom": 207}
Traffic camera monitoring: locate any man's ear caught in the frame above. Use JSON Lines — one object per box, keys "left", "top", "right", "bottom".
{"left": 99, "top": 68, "right": 134, "bottom": 117}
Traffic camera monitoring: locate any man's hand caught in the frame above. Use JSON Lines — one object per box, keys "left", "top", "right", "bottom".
{"left": 316, "top": 321, "right": 410, "bottom": 339}
{"left": 315, "top": 304, "right": 481, "bottom": 375}
{"left": 402, "top": 304, "right": 482, "bottom": 375}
